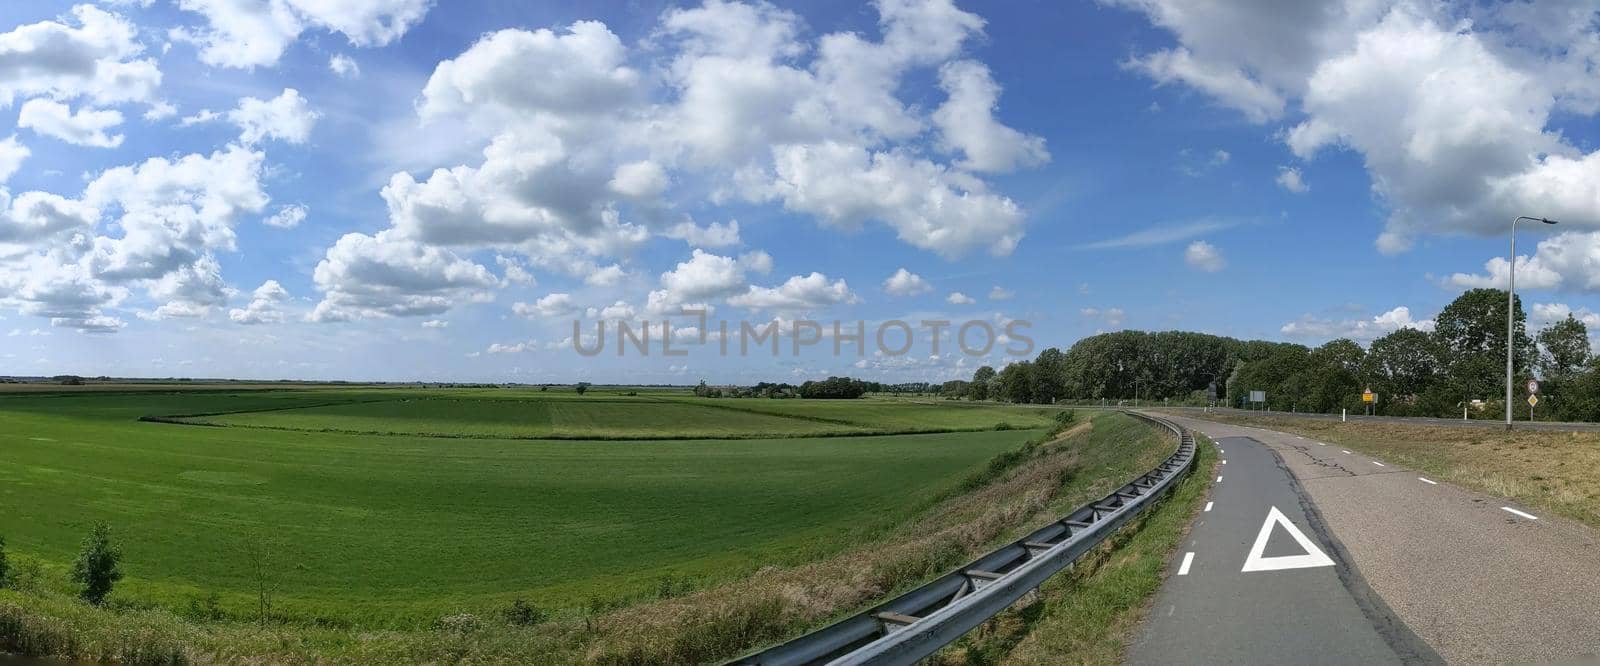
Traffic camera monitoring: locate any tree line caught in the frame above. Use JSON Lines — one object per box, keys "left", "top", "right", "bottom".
{"left": 949, "top": 288, "right": 1600, "bottom": 421}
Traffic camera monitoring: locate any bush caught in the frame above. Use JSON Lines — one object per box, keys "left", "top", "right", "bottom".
{"left": 1053, "top": 410, "right": 1076, "bottom": 426}
{"left": 70, "top": 523, "right": 122, "bottom": 606}
{"left": 501, "top": 599, "right": 547, "bottom": 627}
{"left": 434, "top": 613, "right": 481, "bottom": 635}
{"left": 0, "top": 536, "right": 7, "bottom": 589}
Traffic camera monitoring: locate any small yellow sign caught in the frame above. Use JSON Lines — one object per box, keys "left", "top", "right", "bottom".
{"left": 1528, "top": 395, "right": 1539, "bottom": 407}
{"left": 1362, "top": 390, "right": 1375, "bottom": 403}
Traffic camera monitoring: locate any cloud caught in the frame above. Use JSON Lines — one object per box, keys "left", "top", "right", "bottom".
{"left": 309, "top": 231, "right": 498, "bottom": 322}
{"left": 0, "top": 5, "right": 161, "bottom": 106}
{"left": 263, "top": 204, "right": 307, "bottom": 229}
{"left": 1530, "top": 302, "right": 1600, "bottom": 329}
{"left": 512, "top": 292, "right": 577, "bottom": 318}
{"left": 1079, "top": 217, "right": 1242, "bottom": 249}
{"left": 17, "top": 99, "right": 124, "bottom": 148}
{"left": 1115, "top": 1, "right": 1600, "bottom": 252}
{"left": 328, "top": 53, "right": 360, "bottom": 78}
{"left": 932, "top": 60, "right": 1048, "bottom": 172}
{"left": 173, "top": 0, "right": 433, "bottom": 69}
{"left": 585, "top": 300, "right": 636, "bottom": 320}
{"left": 309, "top": 0, "right": 1046, "bottom": 321}
{"left": 1184, "top": 240, "right": 1226, "bottom": 272}
{"left": 883, "top": 268, "right": 932, "bottom": 296}
{"left": 662, "top": 220, "right": 740, "bottom": 248}
{"left": 728, "top": 272, "right": 857, "bottom": 311}
{"left": 1280, "top": 306, "right": 1435, "bottom": 341}
{"left": 658, "top": 249, "right": 753, "bottom": 302}
{"left": 0, "top": 136, "right": 30, "bottom": 183}
{"left": 0, "top": 145, "right": 268, "bottom": 332}
{"left": 988, "top": 285, "right": 1013, "bottom": 300}
{"left": 1124, "top": 48, "right": 1285, "bottom": 123}
{"left": 1445, "top": 231, "right": 1600, "bottom": 292}
{"left": 230, "top": 88, "right": 319, "bottom": 145}
{"left": 229, "top": 279, "right": 289, "bottom": 324}
{"left": 946, "top": 291, "right": 976, "bottom": 305}
{"left": 1276, "top": 166, "right": 1309, "bottom": 193}
{"left": 1080, "top": 306, "right": 1126, "bottom": 328}
{"left": 421, "top": 319, "right": 448, "bottom": 328}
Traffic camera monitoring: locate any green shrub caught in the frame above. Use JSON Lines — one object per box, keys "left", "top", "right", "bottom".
{"left": 501, "top": 599, "right": 547, "bottom": 627}
{"left": 1053, "top": 410, "right": 1076, "bottom": 426}
{"left": 71, "top": 523, "right": 122, "bottom": 606}
{"left": 0, "top": 536, "right": 8, "bottom": 589}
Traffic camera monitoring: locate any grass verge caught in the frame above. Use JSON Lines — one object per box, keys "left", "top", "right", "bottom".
{"left": 1176, "top": 411, "right": 1600, "bottom": 527}
{"left": 930, "top": 434, "right": 1216, "bottom": 665}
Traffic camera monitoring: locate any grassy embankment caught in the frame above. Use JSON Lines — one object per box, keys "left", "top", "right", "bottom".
{"left": 1176, "top": 411, "right": 1600, "bottom": 527}
{"left": 930, "top": 435, "right": 1216, "bottom": 665}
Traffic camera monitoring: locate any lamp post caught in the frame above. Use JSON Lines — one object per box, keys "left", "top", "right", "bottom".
{"left": 1506, "top": 215, "right": 1558, "bottom": 430}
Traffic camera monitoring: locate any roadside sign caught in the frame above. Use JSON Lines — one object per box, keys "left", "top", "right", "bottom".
{"left": 1527, "top": 379, "right": 1540, "bottom": 395}
{"left": 1362, "top": 389, "right": 1375, "bottom": 403}
{"left": 1528, "top": 395, "right": 1539, "bottom": 407}
{"left": 1249, "top": 390, "right": 1265, "bottom": 403}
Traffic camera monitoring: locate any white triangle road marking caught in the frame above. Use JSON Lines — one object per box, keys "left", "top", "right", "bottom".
{"left": 1241, "top": 506, "right": 1336, "bottom": 573}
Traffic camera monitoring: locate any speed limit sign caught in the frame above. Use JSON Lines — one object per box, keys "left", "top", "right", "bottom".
{"left": 1527, "top": 379, "right": 1540, "bottom": 395}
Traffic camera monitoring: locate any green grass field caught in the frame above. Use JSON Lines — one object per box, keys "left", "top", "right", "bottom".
{"left": 159, "top": 390, "right": 1062, "bottom": 439}
{"left": 0, "top": 388, "right": 1045, "bottom": 627}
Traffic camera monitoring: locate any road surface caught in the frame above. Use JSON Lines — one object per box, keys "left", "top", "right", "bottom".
{"left": 1131, "top": 413, "right": 1600, "bottom": 664}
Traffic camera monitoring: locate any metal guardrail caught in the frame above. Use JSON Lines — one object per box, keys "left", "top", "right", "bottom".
{"left": 729, "top": 411, "right": 1196, "bottom": 666}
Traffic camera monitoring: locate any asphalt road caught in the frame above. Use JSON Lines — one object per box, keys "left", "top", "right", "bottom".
{"left": 1164, "top": 405, "right": 1600, "bottom": 432}
{"left": 1135, "top": 413, "right": 1600, "bottom": 665}
{"left": 1127, "top": 435, "right": 1427, "bottom": 664}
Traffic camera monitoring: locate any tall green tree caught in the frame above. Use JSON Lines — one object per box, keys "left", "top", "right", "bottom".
{"left": 1434, "top": 288, "right": 1535, "bottom": 405}
{"left": 1537, "top": 315, "right": 1591, "bottom": 382}
{"left": 71, "top": 522, "right": 122, "bottom": 605}
{"left": 1364, "top": 328, "right": 1442, "bottom": 414}
{"left": 1032, "top": 348, "right": 1068, "bottom": 403}
{"left": 967, "top": 366, "right": 996, "bottom": 400}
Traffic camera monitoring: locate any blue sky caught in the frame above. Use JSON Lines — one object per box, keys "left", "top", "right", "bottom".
{"left": 4, "top": 0, "right": 1600, "bottom": 384}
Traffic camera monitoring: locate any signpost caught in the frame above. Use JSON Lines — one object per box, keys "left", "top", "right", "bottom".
{"left": 1527, "top": 380, "right": 1540, "bottom": 422}
{"left": 1250, "top": 390, "right": 1265, "bottom": 412}
{"left": 1362, "top": 388, "right": 1375, "bottom": 416}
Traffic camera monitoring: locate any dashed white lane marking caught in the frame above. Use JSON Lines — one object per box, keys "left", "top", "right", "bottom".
{"left": 1296, "top": 436, "right": 1304, "bottom": 440}
{"left": 1415, "top": 477, "right": 1437, "bottom": 486}
{"left": 1317, "top": 442, "right": 1326, "bottom": 446}
{"left": 1204, "top": 501, "right": 1214, "bottom": 512}
{"left": 1216, "top": 475, "right": 1223, "bottom": 483}
{"left": 1371, "top": 461, "right": 1386, "bottom": 467}
{"left": 1501, "top": 507, "right": 1539, "bottom": 520}
{"left": 1167, "top": 604, "right": 1175, "bottom": 616}
{"left": 1342, "top": 450, "right": 1352, "bottom": 454}
{"left": 1178, "top": 552, "right": 1195, "bottom": 575}
{"left": 1222, "top": 459, "right": 1227, "bottom": 465}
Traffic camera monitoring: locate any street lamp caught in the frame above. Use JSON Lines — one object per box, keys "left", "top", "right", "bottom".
{"left": 1506, "top": 215, "right": 1558, "bottom": 430}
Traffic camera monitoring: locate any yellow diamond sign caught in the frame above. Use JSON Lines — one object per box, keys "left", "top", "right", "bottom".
{"left": 1528, "top": 395, "right": 1539, "bottom": 407}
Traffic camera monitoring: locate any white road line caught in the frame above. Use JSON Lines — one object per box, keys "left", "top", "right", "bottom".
{"left": 1178, "top": 552, "right": 1195, "bottom": 575}
{"left": 1501, "top": 507, "right": 1539, "bottom": 520}
{"left": 1317, "top": 442, "right": 1326, "bottom": 446}
{"left": 1418, "top": 477, "right": 1438, "bottom": 485}
{"left": 1342, "top": 450, "right": 1352, "bottom": 454}
{"left": 1222, "top": 459, "right": 1228, "bottom": 465}
{"left": 1371, "top": 461, "right": 1385, "bottom": 467}
{"left": 1296, "top": 436, "right": 1304, "bottom": 440}
{"left": 1216, "top": 475, "right": 1223, "bottom": 483}
{"left": 1204, "top": 501, "right": 1214, "bottom": 512}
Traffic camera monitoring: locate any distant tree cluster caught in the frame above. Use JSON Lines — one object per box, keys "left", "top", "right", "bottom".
{"left": 693, "top": 380, "right": 797, "bottom": 399}
{"left": 964, "top": 288, "right": 1600, "bottom": 420}
{"left": 797, "top": 376, "right": 868, "bottom": 399}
